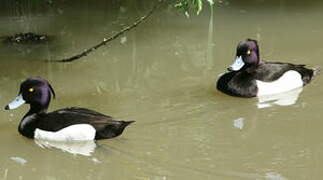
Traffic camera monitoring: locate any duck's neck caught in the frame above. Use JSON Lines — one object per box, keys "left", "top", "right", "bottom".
{"left": 244, "top": 60, "right": 264, "bottom": 73}
{"left": 18, "top": 104, "right": 48, "bottom": 139}
{"left": 28, "top": 103, "right": 48, "bottom": 115}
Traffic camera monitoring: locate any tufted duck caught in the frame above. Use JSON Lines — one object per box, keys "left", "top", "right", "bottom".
{"left": 5, "top": 77, "right": 134, "bottom": 141}
{"left": 217, "top": 39, "right": 319, "bottom": 97}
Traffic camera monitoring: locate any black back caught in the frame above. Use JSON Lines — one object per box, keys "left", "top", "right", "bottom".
{"left": 34, "top": 107, "right": 134, "bottom": 139}
{"left": 255, "top": 62, "right": 314, "bottom": 85}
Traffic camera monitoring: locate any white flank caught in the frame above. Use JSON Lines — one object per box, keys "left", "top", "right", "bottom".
{"left": 34, "top": 124, "right": 96, "bottom": 141}
{"left": 256, "top": 70, "right": 303, "bottom": 96}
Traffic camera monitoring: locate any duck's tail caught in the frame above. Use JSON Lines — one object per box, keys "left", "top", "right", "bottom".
{"left": 121, "top": 120, "right": 135, "bottom": 128}
{"left": 96, "top": 120, "right": 135, "bottom": 140}
{"left": 113, "top": 120, "right": 135, "bottom": 138}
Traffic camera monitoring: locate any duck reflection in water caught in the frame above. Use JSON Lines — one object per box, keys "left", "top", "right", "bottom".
{"left": 257, "top": 87, "right": 303, "bottom": 108}
{"left": 35, "top": 139, "right": 97, "bottom": 156}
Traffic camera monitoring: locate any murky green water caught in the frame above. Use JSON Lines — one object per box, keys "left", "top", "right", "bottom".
{"left": 1, "top": 0, "right": 323, "bottom": 179}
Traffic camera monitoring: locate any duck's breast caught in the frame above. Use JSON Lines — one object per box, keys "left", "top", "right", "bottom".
{"left": 34, "top": 124, "right": 96, "bottom": 141}
{"left": 256, "top": 70, "right": 303, "bottom": 96}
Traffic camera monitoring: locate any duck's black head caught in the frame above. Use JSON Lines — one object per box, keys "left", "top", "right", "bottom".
{"left": 5, "top": 77, "right": 55, "bottom": 112}
{"left": 228, "top": 39, "right": 260, "bottom": 71}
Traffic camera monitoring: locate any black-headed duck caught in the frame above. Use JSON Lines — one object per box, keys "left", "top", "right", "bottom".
{"left": 217, "top": 39, "right": 319, "bottom": 97}
{"left": 5, "top": 77, "right": 134, "bottom": 141}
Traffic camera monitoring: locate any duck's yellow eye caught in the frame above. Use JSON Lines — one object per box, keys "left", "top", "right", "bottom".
{"left": 246, "top": 50, "right": 251, "bottom": 55}
{"left": 28, "top": 88, "right": 35, "bottom": 92}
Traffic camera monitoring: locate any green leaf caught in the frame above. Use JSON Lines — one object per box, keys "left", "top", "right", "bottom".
{"left": 175, "top": 0, "right": 214, "bottom": 17}
{"left": 196, "top": 0, "right": 203, "bottom": 15}
{"left": 206, "top": 0, "right": 214, "bottom": 5}
{"left": 174, "top": 2, "right": 183, "bottom": 8}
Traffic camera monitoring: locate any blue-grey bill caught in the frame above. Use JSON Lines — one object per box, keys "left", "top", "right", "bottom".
{"left": 6, "top": 94, "right": 26, "bottom": 110}
{"left": 229, "top": 56, "right": 245, "bottom": 71}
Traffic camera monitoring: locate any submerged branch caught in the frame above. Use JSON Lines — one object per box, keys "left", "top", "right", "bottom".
{"left": 53, "top": 1, "right": 163, "bottom": 63}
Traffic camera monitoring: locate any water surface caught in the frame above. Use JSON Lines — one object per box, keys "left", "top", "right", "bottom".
{"left": 1, "top": 0, "right": 323, "bottom": 179}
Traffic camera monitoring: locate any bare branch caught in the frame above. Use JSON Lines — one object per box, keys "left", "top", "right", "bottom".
{"left": 53, "top": 1, "right": 163, "bottom": 63}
